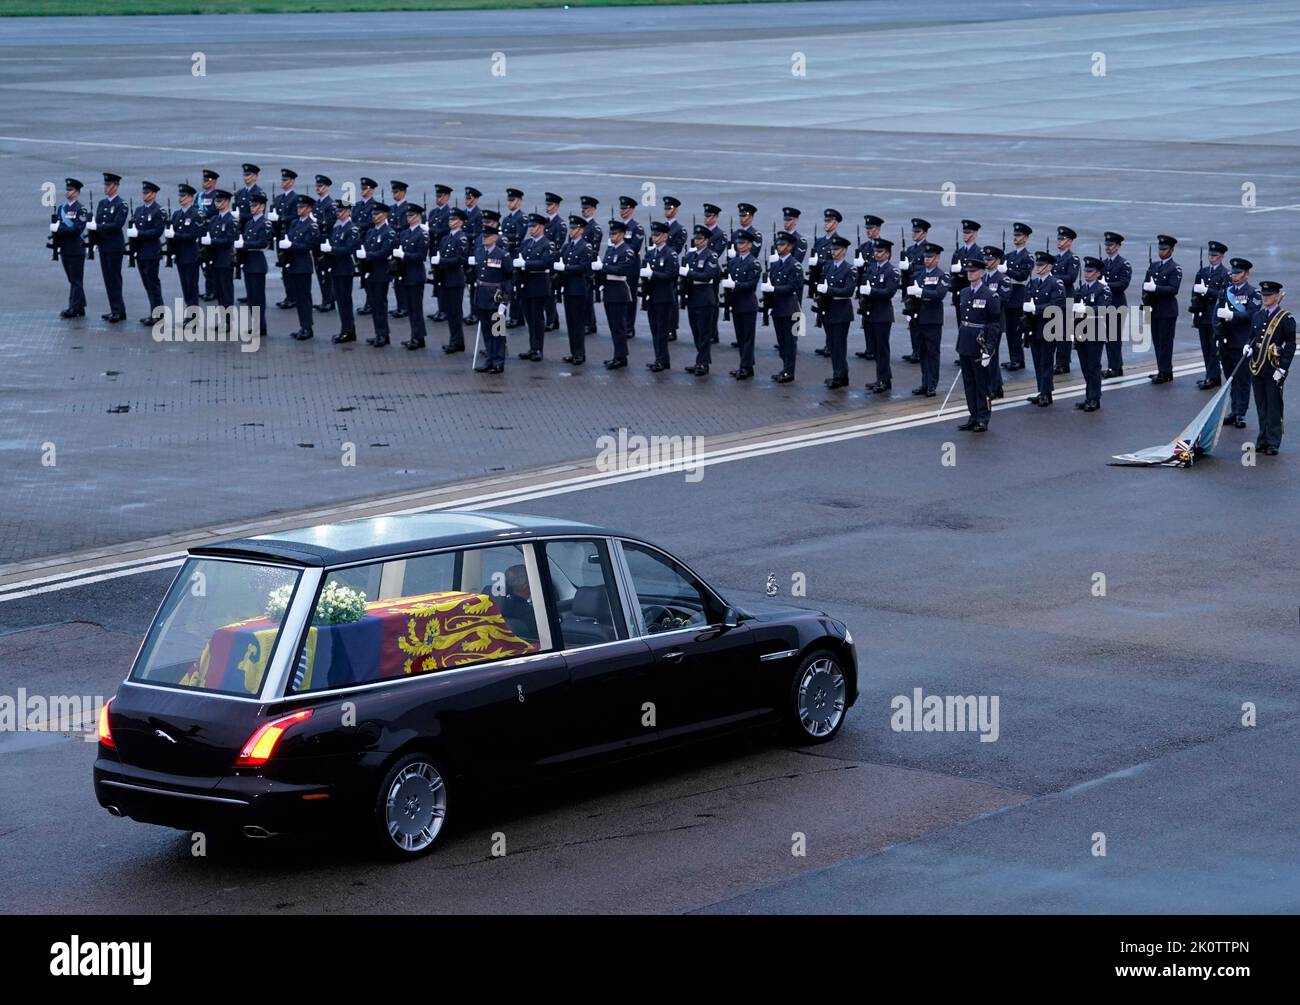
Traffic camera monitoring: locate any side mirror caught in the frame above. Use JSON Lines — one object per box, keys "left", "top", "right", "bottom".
{"left": 722, "top": 606, "right": 741, "bottom": 629}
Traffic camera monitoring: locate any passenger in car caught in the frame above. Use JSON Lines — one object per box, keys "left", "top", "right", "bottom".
{"left": 499, "top": 565, "right": 538, "bottom": 643}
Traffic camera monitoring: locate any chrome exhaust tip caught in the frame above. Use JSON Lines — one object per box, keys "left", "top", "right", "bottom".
{"left": 105, "top": 805, "right": 123, "bottom": 817}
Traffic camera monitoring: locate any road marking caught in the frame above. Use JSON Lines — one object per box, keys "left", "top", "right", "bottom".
{"left": 0, "top": 134, "right": 1259, "bottom": 211}
{"left": 0, "top": 359, "right": 1203, "bottom": 603}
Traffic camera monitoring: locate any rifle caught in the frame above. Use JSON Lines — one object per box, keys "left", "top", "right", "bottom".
{"left": 1188, "top": 243, "right": 1205, "bottom": 316}
{"left": 164, "top": 198, "right": 175, "bottom": 268}
{"left": 901, "top": 225, "right": 920, "bottom": 320}
{"left": 47, "top": 207, "right": 61, "bottom": 262}
{"left": 1141, "top": 242, "right": 1153, "bottom": 308}
{"left": 126, "top": 197, "right": 139, "bottom": 270}
{"left": 272, "top": 199, "right": 290, "bottom": 270}
{"left": 85, "top": 187, "right": 98, "bottom": 261}
{"left": 806, "top": 231, "right": 825, "bottom": 329}
{"left": 760, "top": 224, "right": 774, "bottom": 327}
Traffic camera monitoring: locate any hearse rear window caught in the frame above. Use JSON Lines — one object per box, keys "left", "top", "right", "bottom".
{"left": 130, "top": 558, "right": 302, "bottom": 697}
{"left": 288, "top": 544, "right": 545, "bottom": 694}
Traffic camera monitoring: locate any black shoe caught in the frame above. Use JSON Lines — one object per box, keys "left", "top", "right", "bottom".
{"left": 545, "top": 321, "right": 559, "bottom": 332}
{"left": 442, "top": 344, "right": 464, "bottom": 354}
{"left": 563, "top": 355, "right": 585, "bottom": 365}
{"left": 668, "top": 333, "right": 678, "bottom": 341}
{"left": 647, "top": 362, "right": 666, "bottom": 372}
{"left": 972, "top": 422, "right": 988, "bottom": 432}
{"left": 1223, "top": 413, "right": 1236, "bottom": 426}
{"left": 1084, "top": 400, "right": 1100, "bottom": 412}
{"left": 953, "top": 358, "right": 961, "bottom": 367}
{"left": 989, "top": 389, "right": 1004, "bottom": 400}
{"left": 958, "top": 420, "right": 977, "bottom": 431}
{"left": 314, "top": 302, "right": 335, "bottom": 313}
{"left": 729, "top": 368, "right": 752, "bottom": 380}
{"left": 137, "top": 316, "right": 155, "bottom": 325}
{"left": 490, "top": 365, "right": 505, "bottom": 374}
{"left": 201, "top": 292, "right": 217, "bottom": 303}
{"left": 1102, "top": 367, "right": 1123, "bottom": 378}
{"left": 1039, "top": 395, "right": 1052, "bottom": 406}
{"left": 358, "top": 305, "right": 373, "bottom": 316}
{"left": 60, "top": 308, "right": 85, "bottom": 319}
{"left": 864, "top": 352, "right": 876, "bottom": 361}
{"left": 402, "top": 339, "right": 425, "bottom": 350}
{"left": 507, "top": 319, "right": 523, "bottom": 328}
{"left": 1052, "top": 364, "right": 1068, "bottom": 375}
{"left": 901, "top": 354, "right": 918, "bottom": 363}
{"left": 870, "top": 381, "right": 891, "bottom": 394}
{"left": 824, "top": 376, "right": 848, "bottom": 388}
{"left": 1264, "top": 446, "right": 1279, "bottom": 456}
{"left": 332, "top": 331, "right": 357, "bottom": 344}
{"left": 1001, "top": 361, "right": 1023, "bottom": 371}
{"left": 604, "top": 359, "right": 627, "bottom": 370}
{"left": 730, "top": 341, "right": 740, "bottom": 348}
{"left": 911, "top": 386, "right": 928, "bottom": 395}
{"left": 518, "top": 350, "right": 535, "bottom": 360}
{"left": 295, "top": 330, "right": 314, "bottom": 341}
{"left": 1233, "top": 417, "right": 1247, "bottom": 429}
{"left": 814, "top": 347, "right": 830, "bottom": 357}
{"left": 392, "top": 309, "right": 409, "bottom": 319}
{"left": 276, "top": 299, "right": 294, "bottom": 309}
{"left": 237, "top": 296, "right": 250, "bottom": 305}
{"left": 1150, "top": 372, "right": 1173, "bottom": 384}
{"left": 1073, "top": 401, "right": 1088, "bottom": 410}
{"left": 854, "top": 351, "right": 869, "bottom": 359}
{"left": 1026, "top": 394, "right": 1043, "bottom": 405}
{"left": 774, "top": 371, "right": 794, "bottom": 384}
{"left": 474, "top": 362, "right": 492, "bottom": 372}
{"left": 684, "top": 365, "right": 699, "bottom": 375}
{"left": 694, "top": 365, "right": 709, "bottom": 376}
{"left": 432, "top": 311, "right": 447, "bottom": 322}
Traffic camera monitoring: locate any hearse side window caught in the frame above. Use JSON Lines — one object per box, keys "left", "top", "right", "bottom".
{"left": 621, "top": 543, "right": 717, "bottom": 634}
{"left": 542, "top": 539, "right": 626, "bottom": 649}
{"left": 288, "top": 545, "right": 543, "bottom": 694}
{"left": 130, "top": 558, "right": 301, "bottom": 697}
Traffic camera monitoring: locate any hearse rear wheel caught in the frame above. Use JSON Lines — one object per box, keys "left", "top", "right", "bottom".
{"left": 785, "top": 650, "right": 847, "bottom": 744}
{"left": 371, "top": 752, "right": 450, "bottom": 860}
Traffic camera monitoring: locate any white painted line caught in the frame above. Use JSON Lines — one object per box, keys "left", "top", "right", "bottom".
{"left": 0, "top": 360, "right": 1202, "bottom": 603}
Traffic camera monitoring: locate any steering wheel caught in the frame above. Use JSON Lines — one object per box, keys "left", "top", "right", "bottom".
{"left": 642, "top": 604, "right": 692, "bottom": 632}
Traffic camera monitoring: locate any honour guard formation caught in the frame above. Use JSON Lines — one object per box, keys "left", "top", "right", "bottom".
{"left": 49, "top": 170, "right": 1295, "bottom": 450}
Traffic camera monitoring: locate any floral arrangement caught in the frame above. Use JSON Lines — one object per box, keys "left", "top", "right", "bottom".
{"left": 265, "top": 581, "right": 368, "bottom": 625}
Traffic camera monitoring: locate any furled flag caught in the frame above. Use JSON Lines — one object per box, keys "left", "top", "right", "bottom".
{"left": 1110, "top": 359, "right": 1244, "bottom": 467}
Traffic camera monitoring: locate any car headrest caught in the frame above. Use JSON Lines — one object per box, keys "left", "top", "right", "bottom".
{"left": 571, "top": 585, "right": 611, "bottom": 623}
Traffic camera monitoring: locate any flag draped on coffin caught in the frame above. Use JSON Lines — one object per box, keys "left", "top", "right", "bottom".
{"left": 1110, "top": 359, "right": 1243, "bottom": 467}
{"left": 181, "top": 591, "right": 535, "bottom": 695}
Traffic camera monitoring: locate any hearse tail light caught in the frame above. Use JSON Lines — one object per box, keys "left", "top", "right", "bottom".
{"left": 234, "top": 709, "right": 313, "bottom": 767}
{"left": 97, "top": 698, "right": 115, "bottom": 748}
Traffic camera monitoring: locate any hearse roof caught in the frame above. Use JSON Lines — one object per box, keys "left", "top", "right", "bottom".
{"left": 191, "top": 512, "right": 624, "bottom": 566}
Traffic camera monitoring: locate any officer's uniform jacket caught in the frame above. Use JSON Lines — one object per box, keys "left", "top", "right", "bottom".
{"left": 362, "top": 222, "right": 397, "bottom": 282}
{"left": 1002, "top": 246, "right": 1034, "bottom": 312}
{"left": 326, "top": 217, "right": 361, "bottom": 279}
{"left": 395, "top": 225, "right": 429, "bottom": 287}
{"left": 706, "top": 225, "right": 728, "bottom": 257}
{"left": 902, "top": 239, "right": 928, "bottom": 285}
{"left": 1072, "top": 278, "right": 1113, "bottom": 341}
{"left": 1052, "top": 248, "right": 1079, "bottom": 296}
{"left": 914, "top": 265, "right": 949, "bottom": 325}
{"left": 949, "top": 241, "right": 981, "bottom": 298}
{"left": 1143, "top": 256, "right": 1183, "bottom": 320}
{"left": 472, "top": 241, "right": 513, "bottom": 312}
{"left": 435, "top": 229, "right": 470, "bottom": 289}
{"left": 1101, "top": 254, "right": 1131, "bottom": 308}
{"left": 782, "top": 229, "right": 809, "bottom": 263}
{"left": 1025, "top": 272, "right": 1066, "bottom": 335}
{"left": 463, "top": 205, "right": 482, "bottom": 244}
{"left": 130, "top": 200, "right": 167, "bottom": 261}
{"left": 428, "top": 202, "right": 450, "bottom": 245}
{"left": 582, "top": 217, "right": 603, "bottom": 256}
{"left": 206, "top": 211, "right": 239, "bottom": 269}
{"left": 1192, "top": 261, "right": 1229, "bottom": 327}
{"left": 556, "top": 237, "right": 595, "bottom": 297}
{"left": 519, "top": 233, "right": 557, "bottom": 298}
{"left": 665, "top": 218, "right": 687, "bottom": 255}
{"left": 285, "top": 214, "right": 319, "bottom": 274}
{"left": 94, "top": 195, "right": 128, "bottom": 253}
{"left": 860, "top": 259, "right": 899, "bottom": 323}
{"left": 820, "top": 257, "right": 857, "bottom": 324}
{"left": 198, "top": 186, "right": 219, "bottom": 223}
{"left": 544, "top": 213, "right": 566, "bottom": 248}
{"left": 1214, "top": 281, "right": 1260, "bottom": 348}
{"left": 270, "top": 189, "right": 296, "bottom": 229}
{"left": 241, "top": 213, "right": 271, "bottom": 274}
{"left": 170, "top": 203, "right": 205, "bottom": 265}
{"left": 644, "top": 243, "right": 680, "bottom": 305}
{"left": 1249, "top": 305, "right": 1296, "bottom": 380}
{"left": 502, "top": 209, "right": 526, "bottom": 253}
{"left": 54, "top": 200, "right": 88, "bottom": 258}
{"left": 956, "top": 280, "right": 1003, "bottom": 357}
{"left": 355, "top": 196, "right": 376, "bottom": 241}
{"left": 683, "top": 246, "right": 720, "bottom": 307}
{"left": 234, "top": 184, "right": 264, "bottom": 231}
{"left": 727, "top": 253, "right": 761, "bottom": 313}
{"left": 768, "top": 254, "right": 804, "bottom": 316}
{"left": 600, "top": 240, "right": 638, "bottom": 304}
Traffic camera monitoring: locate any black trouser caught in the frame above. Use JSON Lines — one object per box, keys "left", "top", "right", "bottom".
{"left": 367, "top": 280, "right": 390, "bottom": 341}
{"left": 137, "top": 257, "right": 163, "bottom": 315}
{"left": 203, "top": 259, "right": 215, "bottom": 298}
{"left": 648, "top": 301, "right": 673, "bottom": 366}
{"left": 563, "top": 294, "right": 587, "bottom": 357}
{"left": 826, "top": 318, "right": 850, "bottom": 380}
{"left": 315, "top": 254, "right": 334, "bottom": 307}
{"left": 332, "top": 273, "right": 355, "bottom": 332}
{"left": 1054, "top": 334, "right": 1072, "bottom": 368}
{"left": 1252, "top": 372, "right": 1285, "bottom": 449}
{"left": 178, "top": 262, "right": 200, "bottom": 307}
{"left": 774, "top": 312, "right": 798, "bottom": 374}
{"left": 986, "top": 325, "right": 1004, "bottom": 395}
{"left": 393, "top": 282, "right": 407, "bottom": 315}
{"left": 605, "top": 297, "right": 631, "bottom": 361}
{"left": 918, "top": 323, "right": 941, "bottom": 391}
{"left": 62, "top": 254, "right": 86, "bottom": 311}
{"left": 1221, "top": 344, "right": 1252, "bottom": 418}
{"left": 586, "top": 289, "right": 597, "bottom": 332}
{"left": 626, "top": 277, "right": 639, "bottom": 334}
{"left": 1105, "top": 308, "right": 1126, "bottom": 371}
{"left": 1030, "top": 331, "right": 1054, "bottom": 398}
{"left": 545, "top": 292, "right": 559, "bottom": 328}
{"left": 733, "top": 310, "right": 756, "bottom": 370}
{"left": 1196, "top": 323, "right": 1220, "bottom": 382}
{"left": 1005, "top": 303, "right": 1026, "bottom": 366}
{"left": 524, "top": 294, "right": 548, "bottom": 354}
{"left": 278, "top": 267, "right": 293, "bottom": 305}
{"left": 1075, "top": 337, "right": 1103, "bottom": 403}
{"left": 213, "top": 267, "right": 235, "bottom": 311}
{"left": 688, "top": 303, "right": 715, "bottom": 367}
{"left": 244, "top": 272, "right": 266, "bottom": 335}
{"left": 286, "top": 273, "right": 313, "bottom": 331}
{"left": 482, "top": 314, "right": 507, "bottom": 367}
{"left": 959, "top": 355, "right": 990, "bottom": 424}
{"left": 908, "top": 316, "right": 921, "bottom": 358}
{"left": 404, "top": 285, "right": 425, "bottom": 343}
{"left": 1151, "top": 317, "right": 1176, "bottom": 374}
{"left": 440, "top": 286, "right": 465, "bottom": 348}
{"left": 100, "top": 250, "right": 125, "bottom": 315}
{"left": 869, "top": 322, "right": 891, "bottom": 384}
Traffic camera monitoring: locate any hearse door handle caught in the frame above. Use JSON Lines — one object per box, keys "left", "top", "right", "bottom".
{"left": 660, "top": 650, "right": 686, "bottom": 664}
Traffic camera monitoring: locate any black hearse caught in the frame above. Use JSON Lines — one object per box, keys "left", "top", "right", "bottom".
{"left": 94, "top": 513, "right": 857, "bottom": 859}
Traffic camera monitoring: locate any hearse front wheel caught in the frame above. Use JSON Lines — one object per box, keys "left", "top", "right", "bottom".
{"left": 371, "top": 752, "right": 450, "bottom": 860}
{"left": 785, "top": 650, "right": 847, "bottom": 744}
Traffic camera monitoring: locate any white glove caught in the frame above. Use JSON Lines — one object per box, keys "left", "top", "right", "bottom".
{"left": 808, "top": 254, "right": 818, "bottom": 266}
{"left": 552, "top": 261, "right": 564, "bottom": 272}
{"left": 816, "top": 282, "right": 829, "bottom": 294}
{"left": 50, "top": 222, "right": 59, "bottom": 232}
{"left": 201, "top": 235, "right": 213, "bottom": 246}
{"left": 1143, "top": 279, "right": 1157, "bottom": 292}
{"left": 468, "top": 256, "right": 477, "bottom": 266}
{"left": 950, "top": 262, "right": 961, "bottom": 273}
{"left": 1275, "top": 368, "right": 1286, "bottom": 383}
{"left": 767, "top": 253, "right": 779, "bottom": 264}
{"left": 1242, "top": 343, "right": 1252, "bottom": 358}
{"left": 678, "top": 265, "right": 689, "bottom": 276}
{"left": 760, "top": 281, "right": 775, "bottom": 293}
{"left": 320, "top": 241, "right": 332, "bottom": 253}
{"left": 853, "top": 255, "right": 865, "bottom": 268}
{"left": 277, "top": 237, "right": 290, "bottom": 249}
{"left": 1022, "top": 301, "right": 1035, "bottom": 314}
{"left": 1216, "top": 307, "right": 1233, "bottom": 321}
{"left": 232, "top": 208, "right": 240, "bottom": 220}
{"left": 430, "top": 253, "right": 440, "bottom": 265}
{"left": 726, "top": 247, "right": 736, "bottom": 259}
{"left": 234, "top": 237, "right": 245, "bottom": 250}
{"left": 981, "top": 353, "right": 992, "bottom": 368}
{"left": 1072, "top": 302, "right": 1087, "bottom": 316}
{"left": 721, "top": 278, "right": 736, "bottom": 289}
{"left": 393, "top": 247, "right": 405, "bottom": 259}
{"left": 512, "top": 256, "right": 525, "bottom": 268}
{"left": 86, "top": 220, "right": 98, "bottom": 231}
{"left": 639, "top": 266, "right": 652, "bottom": 278}
{"left": 906, "top": 283, "right": 922, "bottom": 296}
{"left": 858, "top": 283, "right": 871, "bottom": 295}
{"left": 997, "top": 262, "right": 1007, "bottom": 273}
{"left": 420, "top": 223, "right": 429, "bottom": 233}
{"left": 591, "top": 260, "right": 603, "bottom": 271}
{"left": 163, "top": 227, "right": 175, "bottom": 239}
{"left": 127, "top": 226, "right": 139, "bottom": 238}
{"left": 1193, "top": 282, "right": 1207, "bottom": 294}
{"left": 900, "top": 257, "right": 910, "bottom": 272}
{"left": 356, "top": 247, "right": 367, "bottom": 259}
{"left": 268, "top": 210, "right": 279, "bottom": 222}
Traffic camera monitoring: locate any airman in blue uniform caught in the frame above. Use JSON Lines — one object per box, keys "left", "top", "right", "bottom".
{"left": 354, "top": 178, "right": 378, "bottom": 316}
{"left": 425, "top": 183, "right": 453, "bottom": 322}
{"left": 543, "top": 193, "right": 565, "bottom": 331}
{"left": 999, "top": 222, "right": 1033, "bottom": 372}
{"left": 900, "top": 217, "right": 930, "bottom": 364}
{"left": 1072, "top": 256, "right": 1113, "bottom": 411}
{"left": 1143, "top": 234, "right": 1183, "bottom": 383}
{"left": 470, "top": 219, "right": 514, "bottom": 373}
{"left": 907, "top": 241, "right": 948, "bottom": 397}
{"left": 130, "top": 180, "right": 167, "bottom": 325}
{"left": 579, "top": 196, "right": 603, "bottom": 336}
{"left": 201, "top": 190, "right": 239, "bottom": 321}
{"left": 388, "top": 181, "right": 411, "bottom": 320}
{"left": 88, "top": 171, "right": 128, "bottom": 322}
{"left": 270, "top": 169, "right": 298, "bottom": 309}
{"left": 52, "top": 177, "right": 89, "bottom": 318}
{"left": 764, "top": 230, "right": 804, "bottom": 383}
{"left": 433, "top": 207, "right": 470, "bottom": 353}
{"left": 1023, "top": 251, "right": 1065, "bottom": 406}
{"left": 1193, "top": 240, "right": 1231, "bottom": 389}
{"left": 514, "top": 213, "right": 557, "bottom": 361}
{"left": 312, "top": 175, "right": 337, "bottom": 314}
{"left": 323, "top": 199, "right": 361, "bottom": 343}
{"left": 239, "top": 192, "right": 271, "bottom": 338}
{"left": 682, "top": 224, "right": 721, "bottom": 375}
{"left": 980, "top": 245, "right": 1007, "bottom": 399}
{"left": 502, "top": 188, "right": 527, "bottom": 329}
{"left": 819, "top": 234, "right": 857, "bottom": 388}
{"left": 859, "top": 236, "right": 898, "bottom": 393}
{"left": 1214, "top": 257, "right": 1260, "bottom": 427}
{"left": 811, "top": 208, "right": 843, "bottom": 356}
{"left": 949, "top": 219, "right": 981, "bottom": 311}
{"left": 955, "top": 258, "right": 1001, "bottom": 431}
{"left": 852, "top": 214, "right": 884, "bottom": 361}
{"left": 359, "top": 203, "right": 396, "bottom": 348}
{"left": 724, "top": 229, "right": 762, "bottom": 380}
{"left": 281, "top": 194, "right": 319, "bottom": 340}
{"left": 616, "top": 196, "right": 644, "bottom": 338}
{"left": 396, "top": 204, "right": 430, "bottom": 350}
{"left": 554, "top": 214, "right": 595, "bottom": 365}
{"left": 1101, "top": 231, "right": 1132, "bottom": 377}
{"left": 233, "top": 164, "right": 263, "bottom": 235}
{"left": 198, "top": 169, "right": 220, "bottom": 302}
{"left": 1247, "top": 281, "right": 1294, "bottom": 454}
{"left": 598, "top": 219, "right": 639, "bottom": 369}
{"left": 1052, "top": 226, "right": 1080, "bottom": 374}
{"left": 641, "top": 220, "right": 679, "bottom": 371}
